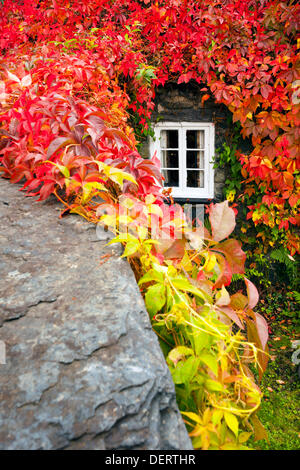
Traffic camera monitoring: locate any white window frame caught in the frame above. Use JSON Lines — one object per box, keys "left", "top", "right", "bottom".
{"left": 150, "top": 121, "right": 215, "bottom": 199}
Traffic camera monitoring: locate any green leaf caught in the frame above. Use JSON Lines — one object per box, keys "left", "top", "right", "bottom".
{"left": 199, "top": 353, "right": 219, "bottom": 376}
{"left": 205, "top": 379, "right": 224, "bottom": 392}
{"left": 166, "top": 285, "right": 174, "bottom": 311}
{"left": 171, "top": 356, "right": 200, "bottom": 384}
{"left": 189, "top": 328, "right": 212, "bottom": 355}
{"left": 171, "top": 277, "right": 209, "bottom": 302}
{"left": 145, "top": 283, "right": 166, "bottom": 318}
{"left": 121, "top": 239, "right": 140, "bottom": 258}
{"left": 138, "top": 269, "right": 164, "bottom": 285}
{"left": 168, "top": 346, "right": 194, "bottom": 365}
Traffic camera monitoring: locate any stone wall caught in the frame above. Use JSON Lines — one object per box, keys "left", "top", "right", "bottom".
{"left": 140, "top": 82, "right": 232, "bottom": 201}
{"left": 0, "top": 178, "right": 193, "bottom": 450}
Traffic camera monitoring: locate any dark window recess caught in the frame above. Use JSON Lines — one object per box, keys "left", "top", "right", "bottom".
{"left": 186, "top": 150, "right": 204, "bottom": 169}
{"left": 186, "top": 130, "right": 204, "bottom": 149}
{"left": 165, "top": 129, "right": 178, "bottom": 148}
{"left": 161, "top": 150, "right": 179, "bottom": 168}
{"left": 162, "top": 170, "right": 179, "bottom": 187}
{"left": 187, "top": 170, "right": 204, "bottom": 188}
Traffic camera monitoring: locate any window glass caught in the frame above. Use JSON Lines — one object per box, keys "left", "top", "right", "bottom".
{"left": 162, "top": 169, "right": 179, "bottom": 187}
{"left": 161, "top": 129, "right": 178, "bottom": 148}
{"left": 186, "top": 170, "right": 204, "bottom": 188}
{"left": 151, "top": 124, "right": 214, "bottom": 197}
{"left": 186, "top": 150, "right": 204, "bottom": 169}
{"left": 161, "top": 150, "right": 179, "bottom": 168}
{"left": 186, "top": 130, "right": 204, "bottom": 149}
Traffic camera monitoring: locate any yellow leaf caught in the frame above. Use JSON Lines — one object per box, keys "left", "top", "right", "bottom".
{"left": 145, "top": 194, "right": 156, "bottom": 205}
{"left": 181, "top": 411, "right": 202, "bottom": 425}
{"left": 224, "top": 412, "right": 239, "bottom": 437}
{"left": 137, "top": 225, "right": 148, "bottom": 240}
{"left": 203, "top": 253, "right": 216, "bottom": 272}
{"left": 212, "top": 409, "right": 223, "bottom": 426}
{"left": 118, "top": 215, "right": 133, "bottom": 225}
{"left": 239, "top": 431, "right": 252, "bottom": 443}
{"left": 179, "top": 251, "right": 194, "bottom": 272}
{"left": 262, "top": 158, "right": 272, "bottom": 169}
{"left": 148, "top": 203, "right": 163, "bottom": 218}
{"left": 100, "top": 214, "right": 117, "bottom": 227}
{"left": 120, "top": 197, "right": 135, "bottom": 210}
{"left": 121, "top": 239, "right": 140, "bottom": 258}
{"left": 252, "top": 414, "right": 268, "bottom": 442}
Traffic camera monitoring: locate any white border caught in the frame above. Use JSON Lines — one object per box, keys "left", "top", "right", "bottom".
{"left": 150, "top": 121, "right": 215, "bottom": 199}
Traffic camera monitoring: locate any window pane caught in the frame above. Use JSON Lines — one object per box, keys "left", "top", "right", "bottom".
{"left": 186, "top": 130, "right": 205, "bottom": 149}
{"left": 162, "top": 170, "right": 179, "bottom": 187}
{"left": 186, "top": 150, "right": 204, "bottom": 169}
{"left": 161, "top": 149, "right": 179, "bottom": 168}
{"left": 161, "top": 130, "right": 178, "bottom": 148}
{"left": 187, "top": 170, "right": 204, "bottom": 188}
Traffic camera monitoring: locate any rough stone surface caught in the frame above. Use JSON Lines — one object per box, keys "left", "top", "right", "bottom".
{"left": 0, "top": 178, "right": 193, "bottom": 450}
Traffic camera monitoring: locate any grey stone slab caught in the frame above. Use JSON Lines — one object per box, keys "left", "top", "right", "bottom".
{"left": 0, "top": 178, "right": 192, "bottom": 450}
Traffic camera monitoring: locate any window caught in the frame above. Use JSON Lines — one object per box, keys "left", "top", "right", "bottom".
{"left": 150, "top": 122, "right": 214, "bottom": 199}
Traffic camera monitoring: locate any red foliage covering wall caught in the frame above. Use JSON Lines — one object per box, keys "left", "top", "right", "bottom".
{"left": 0, "top": 0, "right": 299, "bottom": 252}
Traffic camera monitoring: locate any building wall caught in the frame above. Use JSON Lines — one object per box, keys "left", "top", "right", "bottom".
{"left": 140, "top": 82, "right": 232, "bottom": 201}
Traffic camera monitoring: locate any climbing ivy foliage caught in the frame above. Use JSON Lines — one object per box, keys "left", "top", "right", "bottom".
{"left": 0, "top": 0, "right": 298, "bottom": 449}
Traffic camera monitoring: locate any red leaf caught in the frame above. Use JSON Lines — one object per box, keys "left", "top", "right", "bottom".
{"left": 254, "top": 312, "right": 269, "bottom": 350}
{"left": 212, "top": 239, "right": 246, "bottom": 275}
{"left": 244, "top": 277, "right": 259, "bottom": 310}
{"left": 217, "top": 306, "right": 244, "bottom": 329}
{"left": 47, "top": 137, "right": 73, "bottom": 158}
{"left": 209, "top": 201, "right": 236, "bottom": 242}
{"left": 37, "top": 182, "right": 55, "bottom": 201}
{"left": 213, "top": 253, "right": 232, "bottom": 288}
{"left": 162, "top": 238, "right": 186, "bottom": 259}
{"left": 246, "top": 319, "right": 269, "bottom": 379}
{"left": 230, "top": 292, "right": 248, "bottom": 311}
